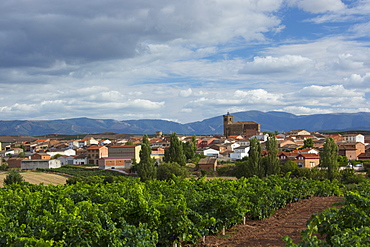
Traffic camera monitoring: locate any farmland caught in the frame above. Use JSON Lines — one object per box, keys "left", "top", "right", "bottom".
{"left": 0, "top": 171, "right": 68, "bottom": 186}
{"left": 0, "top": 175, "right": 345, "bottom": 246}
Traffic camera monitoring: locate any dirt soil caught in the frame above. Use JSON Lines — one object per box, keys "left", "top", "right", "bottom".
{"left": 192, "top": 196, "right": 343, "bottom": 247}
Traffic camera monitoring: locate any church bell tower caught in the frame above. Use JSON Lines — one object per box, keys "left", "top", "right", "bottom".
{"left": 223, "top": 112, "right": 233, "bottom": 137}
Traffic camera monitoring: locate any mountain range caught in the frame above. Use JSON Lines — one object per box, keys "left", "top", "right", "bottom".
{"left": 1, "top": 111, "right": 370, "bottom": 136}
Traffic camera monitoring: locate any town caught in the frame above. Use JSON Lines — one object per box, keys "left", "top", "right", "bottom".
{"left": 0, "top": 112, "right": 368, "bottom": 176}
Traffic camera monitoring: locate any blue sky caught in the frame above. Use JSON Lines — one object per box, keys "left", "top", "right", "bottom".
{"left": 0, "top": 0, "right": 369, "bottom": 123}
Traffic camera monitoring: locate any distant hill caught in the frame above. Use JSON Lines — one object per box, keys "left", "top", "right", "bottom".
{"left": 1, "top": 111, "right": 370, "bottom": 136}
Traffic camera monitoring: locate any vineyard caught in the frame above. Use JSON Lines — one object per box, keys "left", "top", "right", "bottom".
{"left": 285, "top": 180, "right": 370, "bottom": 246}
{"left": 0, "top": 174, "right": 347, "bottom": 246}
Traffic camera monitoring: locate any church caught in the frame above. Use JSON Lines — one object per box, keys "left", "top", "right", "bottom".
{"left": 223, "top": 112, "right": 261, "bottom": 139}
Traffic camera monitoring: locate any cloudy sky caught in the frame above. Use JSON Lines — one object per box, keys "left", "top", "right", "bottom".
{"left": 0, "top": 0, "right": 369, "bottom": 123}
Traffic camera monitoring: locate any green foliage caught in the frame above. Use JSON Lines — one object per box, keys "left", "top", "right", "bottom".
{"left": 303, "top": 138, "right": 314, "bottom": 149}
{"left": 245, "top": 137, "right": 263, "bottom": 178}
{"left": 285, "top": 180, "right": 370, "bottom": 246}
{"left": 340, "top": 168, "right": 365, "bottom": 184}
{"left": 3, "top": 169, "right": 24, "bottom": 185}
{"left": 37, "top": 165, "right": 124, "bottom": 177}
{"left": 0, "top": 175, "right": 345, "bottom": 246}
{"left": 0, "top": 163, "right": 8, "bottom": 171}
{"left": 156, "top": 162, "right": 188, "bottom": 180}
{"left": 338, "top": 155, "right": 349, "bottom": 166}
{"left": 320, "top": 138, "right": 339, "bottom": 181}
{"left": 52, "top": 154, "right": 64, "bottom": 159}
{"left": 125, "top": 140, "right": 134, "bottom": 145}
{"left": 163, "top": 132, "right": 187, "bottom": 166}
{"left": 182, "top": 135, "right": 197, "bottom": 162}
{"left": 281, "top": 160, "right": 298, "bottom": 175}
{"left": 17, "top": 152, "right": 27, "bottom": 158}
{"left": 265, "top": 134, "right": 280, "bottom": 176}
{"left": 216, "top": 165, "right": 235, "bottom": 176}
{"left": 137, "top": 134, "right": 157, "bottom": 182}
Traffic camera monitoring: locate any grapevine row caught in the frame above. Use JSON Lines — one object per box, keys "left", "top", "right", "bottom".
{"left": 0, "top": 175, "right": 343, "bottom": 246}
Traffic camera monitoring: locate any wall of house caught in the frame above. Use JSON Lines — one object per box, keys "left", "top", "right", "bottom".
{"left": 21, "top": 159, "right": 61, "bottom": 169}
{"left": 98, "top": 158, "right": 132, "bottom": 170}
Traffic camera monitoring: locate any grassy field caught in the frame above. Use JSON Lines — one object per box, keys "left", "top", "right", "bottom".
{"left": 0, "top": 171, "right": 68, "bottom": 187}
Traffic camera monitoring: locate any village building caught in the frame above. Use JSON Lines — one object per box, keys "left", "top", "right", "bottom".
{"left": 108, "top": 145, "right": 141, "bottom": 163}
{"left": 86, "top": 145, "right": 108, "bottom": 165}
{"left": 338, "top": 142, "right": 365, "bottom": 160}
{"left": 99, "top": 157, "right": 133, "bottom": 170}
{"left": 31, "top": 153, "right": 51, "bottom": 160}
{"left": 21, "top": 159, "right": 61, "bottom": 170}
{"left": 296, "top": 153, "right": 320, "bottom": 168}
{"left": 223, "top": 113, "right": 260, "bottom": 139}
{"left": 230, "top": 146, "right": 250, "bottom": 161}
{"left": 198, "top": 158, "right": 218, "bottom": 171}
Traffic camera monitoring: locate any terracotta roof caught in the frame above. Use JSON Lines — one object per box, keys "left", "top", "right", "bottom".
{"left": 34, "top": 139, "right": 50, "bottom": 143}
{"left": 100, "top": 157, "right": 132, "bottom": 160}
{"left": 87, "top": 145, "right": 104, "bottom": 150}
{"left": 296, "top": 153, "right": 320, "bottom": 159}
{"left": 198, "top": 158, "right": 217, "bottom": 165}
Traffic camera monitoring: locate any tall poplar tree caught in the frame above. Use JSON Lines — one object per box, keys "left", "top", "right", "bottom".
{"left": 164, "top": 132, "right": 187, "bottom": 166}
{"left": 265, "top": 134, "right": 280, "bottom": 176}
{"left": 183, "top": 135, "right": 197, "bottom": 162}
{"left": 320, "top": 137, "right": 339, "bottom": 181}
{"left": 137, "top": 134, "right": 156, "bottom": 181}
{"left": 247, "top": 137, "right": 263, "bottom": 178}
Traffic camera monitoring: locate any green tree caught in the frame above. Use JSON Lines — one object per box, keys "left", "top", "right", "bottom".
{"left": 164, "top": 133, "right": 186, "bottom": 166}
{"left": 156, "top": 162, "right": 188, "bottom": 180}
{"left": 303, "top": 138, "right": 314, "bottom": 149}
{"left": 337, "top": 155, "right": 348, "bottom": 166}
{"left": 0, "top": 162, "right": 8, "bottom": 171}
{"left": 3, "top": 169, "right": 24, "bottom": 185}
{"left": 125, "top": 140, "right": 134, "bottom": 146}
{"left": 247, "top": 137, "right": 263, "bottom": 178}
{"left": 52, "top": 153, "right": 63, "bottom": 159}
{"left": 182, "top": 135, "right": 197, "bottom": 162}
{"left": 137, "top": 134, "right": 157, "bottom": 182}
{"left": 265, "top": 134, "right": 280, "bottom": 176}
{"left": 320, "top": 138, "right": 339, "bottom": 181}
{"left": 281, "top": 160, "right": 298, "bottom": 175}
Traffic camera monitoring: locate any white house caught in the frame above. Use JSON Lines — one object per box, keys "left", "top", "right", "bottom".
{"left": 21, "top": 159, "right": 61, "bottom": 169}
{"left": 68, "top": 140, "right": 80, "bottom": 149}
{"left": 230, "top": 146, "right": 250, "bottom": 161}
{"left": 225, "top": 142, "right": 242, "bottom": 151}
{"left": 236, "top": 140, "right": 250, "bottom": 147}
{"left": 101, "top": 139, "right": 112, "bottom": 145}
{"left": 343, "top": 134, "right": 365, "bottom": 144}
{"left": 249, "top": 133, "right": 269, "bottom": 142}
{"left": 73, "top": 155, "right": 87, "bottom": 165}
{"left": 202, "top": 148, "right": 220, "bottom": 158}
{"left": 57, "top": 156, "right": 75, "bottom": 165}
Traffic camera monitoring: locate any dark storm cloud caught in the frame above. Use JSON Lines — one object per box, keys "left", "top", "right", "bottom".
{"left": 0, "top": 0, "right": 217, "bottom": 68}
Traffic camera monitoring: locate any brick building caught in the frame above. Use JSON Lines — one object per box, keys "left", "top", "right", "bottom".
{"left": 223, "top": 112, "right": 260, "bottom": 139}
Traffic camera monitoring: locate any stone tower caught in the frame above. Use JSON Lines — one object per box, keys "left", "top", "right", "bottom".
{"left": 223, "top": 112, "right": 233, "bottom": 137}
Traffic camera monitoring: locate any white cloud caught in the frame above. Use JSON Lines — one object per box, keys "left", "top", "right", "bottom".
{"left": 282, "top": 106, "right": 334, "bottom": 115}
{"left": 297, "top": 85, "right": 362, "bottom": 97}
{"left": 350, "top": 21, "right": 370, "bottom": 38}
{"left": 287, "top": 0, "right": 346, "bottom": 13}
{"left": 331, "top": 53, "right": 364, "bottom": 70}
{"left": 0, "top": 0, "right": 370, "bottom": 124}
{"left": 239, "top": 55, "right": 314, "bottom": 75}
{"left": 179, "top": 88, "right": 193, "bottom": 97}
{"left": 343, "top": 73, "right": 370, "bottom": 89}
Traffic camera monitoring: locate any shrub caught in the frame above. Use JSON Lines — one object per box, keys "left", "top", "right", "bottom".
{"left": 157, "top": 162, "right": 188, "bottom": 180}
{"left": 3, "top": 169, "right": 24, "bottom": 185}
{"left": 0, "top": 163, "right": 8, "bottom": 171}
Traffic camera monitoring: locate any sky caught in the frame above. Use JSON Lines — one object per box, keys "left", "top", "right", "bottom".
{"left": 0, "top": 0, "right": 369, "bottom": 124}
